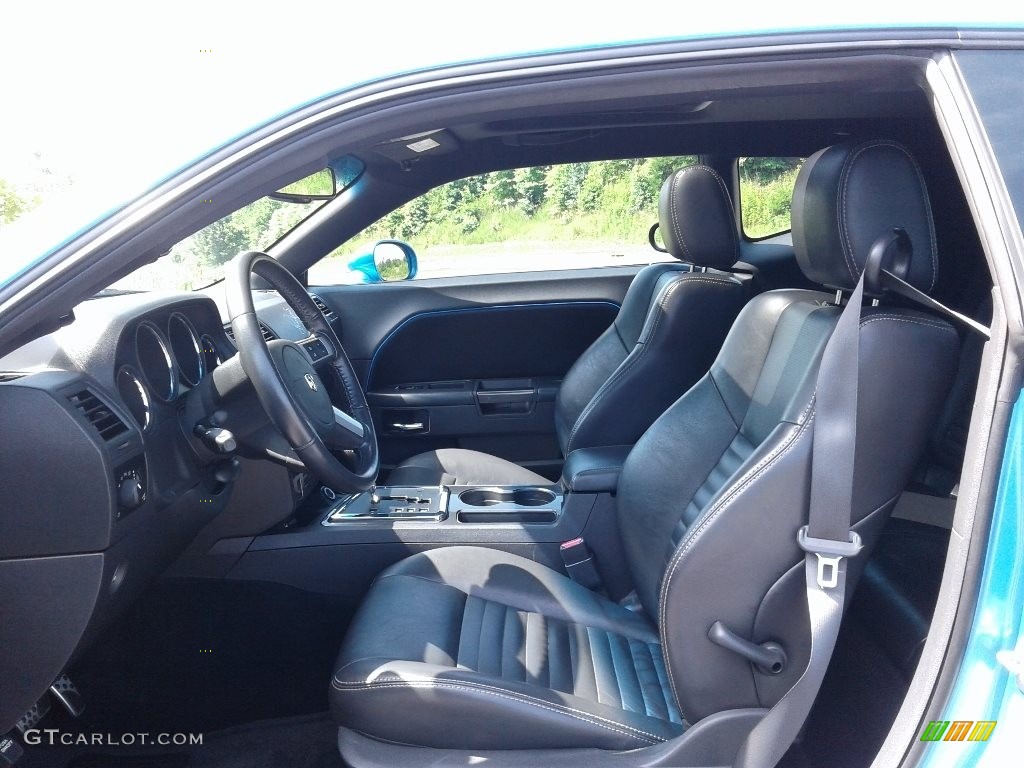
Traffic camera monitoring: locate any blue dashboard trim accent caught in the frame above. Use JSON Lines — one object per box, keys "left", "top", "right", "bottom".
{"left": 366, "top": 300, "right": 620, "bottom": 387}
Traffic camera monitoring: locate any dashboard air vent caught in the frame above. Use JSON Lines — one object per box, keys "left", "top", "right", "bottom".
{"left": 0, "top": 372, "right": 25, "bottom": 382}
{"left": 68, "top": 389, "right": 129, "bottom": 441}
{"left": 308, "top": 293, "right": 336, "bottom": 320}
{"left": 223, "top": 321, "right": 276, "bottom": 345}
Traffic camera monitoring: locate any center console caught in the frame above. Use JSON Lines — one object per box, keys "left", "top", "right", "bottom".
{"left": 322, "top": 483, "right": 563, "bottom": 526}
{"left": 221, "top": 447, "right": 633, "bottom": 601}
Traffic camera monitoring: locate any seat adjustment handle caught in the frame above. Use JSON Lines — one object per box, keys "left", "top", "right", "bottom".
{"left": 708, "top": 621, "right": 787, "bottom": 675}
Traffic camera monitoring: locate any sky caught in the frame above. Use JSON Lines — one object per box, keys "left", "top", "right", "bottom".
{"left": 0, "top": 0, "right": 1022, "bottom": 265}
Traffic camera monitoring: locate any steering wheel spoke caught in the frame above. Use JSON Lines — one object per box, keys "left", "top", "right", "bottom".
{"left": 226, "top": 251, "right": 378, "bottom": 493}
{"left": 326, "top": 406, "right": 367, "bottom": 450}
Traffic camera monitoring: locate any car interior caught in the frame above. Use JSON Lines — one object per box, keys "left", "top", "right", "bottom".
{"left": 0, "top": 45, "right": 1002, "bottom": 768}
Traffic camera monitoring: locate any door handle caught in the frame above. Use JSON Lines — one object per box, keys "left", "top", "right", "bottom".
{"left": 390, "top": 422, "right": 425, "bottom": 431}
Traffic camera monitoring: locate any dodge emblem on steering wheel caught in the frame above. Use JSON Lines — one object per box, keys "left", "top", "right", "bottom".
{"left": 304, "top": 373, "right": 318, "bottom": 392}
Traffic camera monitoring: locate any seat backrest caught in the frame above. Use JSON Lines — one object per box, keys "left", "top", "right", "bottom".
{"left": 554, "top": 166, "right": 747, "bottom": 455}
{"left": 615, "top": 142, "right": 961, "bottom": 723}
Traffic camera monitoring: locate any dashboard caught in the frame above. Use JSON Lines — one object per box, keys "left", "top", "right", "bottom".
{"left": 0, "top": 287, "right": 335, "bottom": 732}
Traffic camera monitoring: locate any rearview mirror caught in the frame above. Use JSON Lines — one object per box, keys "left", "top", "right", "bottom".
{"left": 269, "top": 168, "right": 337, "bottom": 203}
{"left": 346, "top": 240, "right": 418, "bottom": 283}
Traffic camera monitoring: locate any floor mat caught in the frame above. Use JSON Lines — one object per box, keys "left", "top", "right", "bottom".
{"left": 189, "top": 714, "right": 340, "bottom": 768}
{"left": 68, "top": 755, "right": 189, "bottom": 767}
{"left": 67, "top": 578, "right": 355, "bottom": 735}
{"left": 780, "top": 518, "right": 950, "bottom": 768}
{"left": 20, "top": 714, "right": 340, "bottom": 768}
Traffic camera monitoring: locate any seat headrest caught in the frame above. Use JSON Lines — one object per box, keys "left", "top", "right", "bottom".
{"left": 792, "top": 141, "right": 938, "bottom": 293}
{"left": 658, "top": 165, "right": 739, "bottom": 270}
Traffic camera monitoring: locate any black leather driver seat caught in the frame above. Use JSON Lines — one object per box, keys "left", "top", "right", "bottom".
{"left": 331, "top": 142, "right": 960, "bottom": 756}
{"left": 388, "top": 165, "right": 747, "bottom": 487}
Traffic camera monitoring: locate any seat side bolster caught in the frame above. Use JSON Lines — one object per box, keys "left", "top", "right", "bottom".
{"left": 565, "top": 274, "right": 745, "bottom": 453}
{"left": 331, "top": 660, "right": 682, "bottom": 749}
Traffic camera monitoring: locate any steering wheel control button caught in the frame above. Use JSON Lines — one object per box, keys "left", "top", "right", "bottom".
{"left": 301, "top": 336, "right": 332, "bottom": 363}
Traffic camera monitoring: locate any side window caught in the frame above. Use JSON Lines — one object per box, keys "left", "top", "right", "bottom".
{"left": 738, "top": 157, "right": 804, "bottom": 240}
{"left": 310, "top": 157, "right": 695, "bottom": 284}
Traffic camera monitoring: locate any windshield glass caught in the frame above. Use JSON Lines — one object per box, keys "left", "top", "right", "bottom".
{"left": 107, "top": 196, "right": 325, "bottom": 292}
{"left": 103, "top": 161, "right": 361, "bottom": 292}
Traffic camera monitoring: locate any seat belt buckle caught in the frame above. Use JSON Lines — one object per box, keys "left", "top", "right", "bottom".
{"left": 560, "top": 538, "right": 604, "bottom": 593}
{"left": 797, "top": 526, "right": 863, "bottom": 589}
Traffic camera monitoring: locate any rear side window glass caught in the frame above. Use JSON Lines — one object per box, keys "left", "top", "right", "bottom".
{"left": 739, "top": 157, "right": 803, "bottom": 240}
{"left": 309, "top": 157, "right": 695, "bottom": 284}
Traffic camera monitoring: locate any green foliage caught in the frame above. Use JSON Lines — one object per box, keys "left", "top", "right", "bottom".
{"left": 166, "top": 196, "right": 321, "bottom": 286}
{"left": 376, "top": 257, "right": 409, "bottom": 281}
{"left": 0, "top": 178, "right": 40, "bottom": 226}
{"left": 327, "top": 156, "right": 703, "bottom": 265}
{"left": 275, "top": 168, "right": 335, "bottom": 197}
{"left": 514, "top": 166, "right": 547, "bottom": 216}
{"left": 738, "top": 156, "right": 801, "bottom": 184}
{"left": 739, "top": 158, "right": 802, "bottom": 239}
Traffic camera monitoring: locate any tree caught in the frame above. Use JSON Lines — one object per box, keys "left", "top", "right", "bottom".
{"left": 0, "top": 178, "right": 36, "bottom": 226}
{"left": 514, "top": 166, "right": 548, "bottom": 216}
{"left": 547, "top": 163, "right": 587, "bottom": 215}
{"left": 488, "top": 170, "right": 518, "bottom": 208}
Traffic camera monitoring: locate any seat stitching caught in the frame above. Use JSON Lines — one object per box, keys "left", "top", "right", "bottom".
{"left": 858, "top": 314, "right": 958, "bottom": 334}
{"left": 333, "top": 655, "right": 415, "bottom": 683}
{"left": 837, "top": 141, "right": 888, "bottom": 284}
{"left": 669, "top": 169, "right": 690, "bottom": 261}
{"left": 524, "top": 610, "right": 531, "bottom": 680}
{"left": 472, "top": 595, "right": 485, "bottom": 672}
{"left": 331, "top": 679, "right": 664, "bottom": 744}
{"left": 374, "top": 571, "right": 466, "bottom": 589}
{"left": 692, "top": 165, "right": 740, "bottom": 263}
{"left": 658, "top": 410, "right": 816, "bottom": 713}
{"left": 627, "top": 638, "right": 657, "bottom": 720}
{"left": 836, "top": 141, "right": 938, "bottom": 292}
{"left": 565, "top": 275, "right": 738, "bottom": 452}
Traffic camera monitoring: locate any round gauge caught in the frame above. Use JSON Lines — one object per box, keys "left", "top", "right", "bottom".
{"left": 199, "top": 334, "right": 222, "bottom": 373}
{"left": 135, "top": 321, "right": 176, "bottom": 401}
{"left": 116, "top": 367, "right": 152, "bottom": 430}
{"left": 168, "top": 313, "right": 205, "bottom": 387}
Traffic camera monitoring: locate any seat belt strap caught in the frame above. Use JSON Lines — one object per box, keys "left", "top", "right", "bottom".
{"left": 735, "top": 268, "right": 867, "bottom": 768}
{"left": 880, "top": 269, "right": 990, "bottom": 338}
{"left": 735, "top": 229, "right": 980, "bottom": 767}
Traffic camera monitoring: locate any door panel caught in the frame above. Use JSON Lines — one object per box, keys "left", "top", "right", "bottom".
{"left": 367, "top": 302, "right": 618, "bottom": 386}
{"left": 312, "top": 267, "right": 638, "bottom": 476}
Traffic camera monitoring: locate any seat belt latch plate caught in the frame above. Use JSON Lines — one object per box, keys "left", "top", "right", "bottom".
{"left": 560, "top": 538, "right": 605, "bottom": 593}
{"left": 797, "top": 526, "right": 863, "bottom": 589}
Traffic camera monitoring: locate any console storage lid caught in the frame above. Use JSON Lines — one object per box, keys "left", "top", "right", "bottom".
{"left": 560, "top": 445, "right": 633, "bottom": 493}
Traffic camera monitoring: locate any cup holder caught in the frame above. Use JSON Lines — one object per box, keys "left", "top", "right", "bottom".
{"left": 458, "top": 487, "right": 557, "bottom": 507}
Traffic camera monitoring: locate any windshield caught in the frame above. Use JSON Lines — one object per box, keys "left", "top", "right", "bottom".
{"left": 102, "top": 161, "right": 362, "bottom": 293}
{"left": 107, "top": 196, "right": 325, "bottom": 292}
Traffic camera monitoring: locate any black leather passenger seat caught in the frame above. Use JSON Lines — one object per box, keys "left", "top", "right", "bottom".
{"left": 389, "top": 164, "right": 749, "bottom": 487}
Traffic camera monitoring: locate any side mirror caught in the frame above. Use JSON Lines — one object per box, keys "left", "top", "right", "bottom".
{"left": 372, "top": 240, "right": 417, "bottom": 281}
{"left": 345, "top": 240, "right": 418, "bottom": 283}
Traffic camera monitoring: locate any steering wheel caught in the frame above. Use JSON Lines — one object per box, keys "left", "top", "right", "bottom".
{"left": 225, "top": 251, "right": 378, "bottom": 493}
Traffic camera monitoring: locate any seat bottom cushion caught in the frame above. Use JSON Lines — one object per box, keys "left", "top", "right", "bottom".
{"left": 330, "top": 547, "right": 685, "bottom": 750}
{"left": 387, "top": 448, "right": 550, "bottom": 487}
